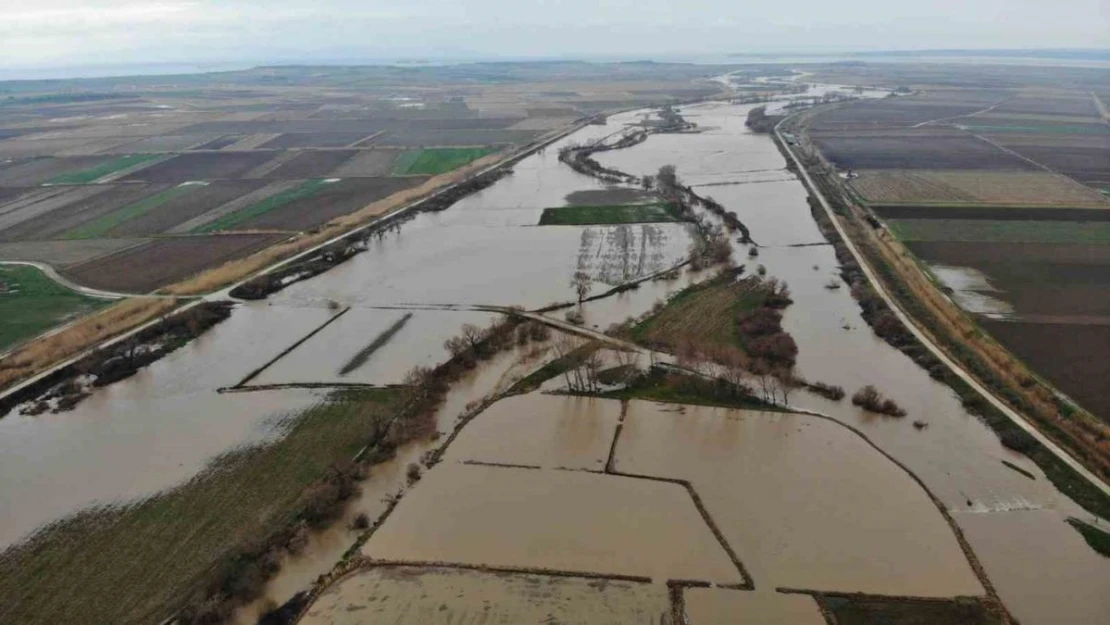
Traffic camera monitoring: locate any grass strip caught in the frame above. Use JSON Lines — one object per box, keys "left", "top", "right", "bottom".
{"left": 886, "top": 218, "right": 1110, "bottom": 244}
{"left": 193, "top": 178, "right": 329, "bottom": 233}
{"left": 1001, "top": 460, "right": 1036, "bottom": 480}
{"left": 0, "top": 265, "right": 106, "bottom": 351}
{"left": 62, "top": 184, "right": 197, "bottom": 239}
{"left": 0, "top": 388, "right": 402, "bottom": 625}
{"left": 392, "top": 147, "right": 497, "bottom": 176}
{"left": 47, "top": 154, "right": 161, "bottom": 185}
{"left": 539, "top": 202, "right": 681, "bottom": 225}
{"left": 1065, "top": 517, "right": 1110, "bottom": 558}
{"left": 594, "top": 368, "right": 783, "bottom": 412}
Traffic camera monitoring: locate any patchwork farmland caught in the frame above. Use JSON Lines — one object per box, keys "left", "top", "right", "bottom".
{"left": 0, "top": 81, "right": 574, "bottom": 299}
{"left": 803, "top": 79, "right": 1110, "bottom": 424}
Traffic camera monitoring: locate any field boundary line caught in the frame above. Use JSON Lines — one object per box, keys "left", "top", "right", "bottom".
{"left": 775, "top": 117, "right": 1110, "bottom": 501}
{"left": 230, "top": 306, "right": 351, "bottom": 388}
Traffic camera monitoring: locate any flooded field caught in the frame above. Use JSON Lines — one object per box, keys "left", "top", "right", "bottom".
{"left": 684, "top": 588, "right": 825, "bottom": 625}
{"left": 444, "top": 394, "right": 621, "bottom": 470}
{"left": 363, "top": 462, "right": 744, "bottom": 585}
{"left": 4, "top": 88, "right": 1108, "bottom": 625}
{"left": 300, "top": 565, "right": 671, "bottom": 625}
{"left": 615, "top": 401, "right": 983, "bottom": 597}
{"left": 254, "top": 308, "right": 499, "bottom": 386}
{"left": 0, "top": 303, "right": 328, "bottom": 548}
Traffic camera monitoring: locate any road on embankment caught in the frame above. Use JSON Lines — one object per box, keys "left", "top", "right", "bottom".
{"left": 774, "top": 119, "right": 1110, "bottom": 500}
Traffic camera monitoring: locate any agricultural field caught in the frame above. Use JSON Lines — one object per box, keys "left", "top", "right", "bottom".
{"left": 63, "top": 233, "right": 285, "bottom": 293}
{"left": 391, "top": 147, "right": 498, "bottom": 176}
{"left": 0, "top": 265, "right": 106, "bottom": 350}
{"left": 805, "top": 76, "right": 1110, "bottom": 425}
{"left": 46, "top": 153, "right": 162, "bottom": 184}
{"left": 538, "top": 202, "right": 680, "bottom": 225}
{"left": 810, "top": 131, "right": 1036, "bottom": 170}
{"left": 888, "top": 219, "right": 1110, "bottom": 244}
{"left": 852, "top": 170, "right": 1110, "bottom": 208}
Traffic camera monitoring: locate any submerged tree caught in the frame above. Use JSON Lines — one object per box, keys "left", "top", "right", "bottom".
{"left": 571, "top": 270, "right": 592, "bottom": 303}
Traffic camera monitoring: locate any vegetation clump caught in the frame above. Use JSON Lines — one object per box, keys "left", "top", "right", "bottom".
{"left": 1065, "top": 517, "right": 1110, "bottom": 558}
{"left": 745, "top": 106, "right": 784, "bottom": 133}
{"left": 3, "top": 301, "right": 235, "bottom": 417}
{"left": 806, "top": 380, "right": 847, "bottom": 401}
{"left": 851, "top": 385, "right": 908, "bottom": 417}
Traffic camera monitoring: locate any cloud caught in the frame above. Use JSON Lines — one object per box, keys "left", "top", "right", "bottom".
{"left": 0, "top": 0, "right": 1106, "bottom": 69}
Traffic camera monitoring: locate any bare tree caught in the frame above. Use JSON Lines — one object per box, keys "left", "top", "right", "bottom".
{"left": 583, "top": 351, "right": 604, "bottom": 392}
{"left": 571, "top": 270, "right": 592, "bottom": 303}
{"left": 443, "top": 336, "right": 468, "bottom": 357}
{"left": 552, "top": 334, "right": 584, "bottom": 391}
{"left": 460, "top": 323, "right": 486, "bottom": 351}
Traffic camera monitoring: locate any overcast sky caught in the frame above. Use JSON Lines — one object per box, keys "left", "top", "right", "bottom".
{"left": 1, "top": 0, "right": 1107, "bottom": 71}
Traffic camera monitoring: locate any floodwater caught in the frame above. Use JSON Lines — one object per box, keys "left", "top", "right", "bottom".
{"left": 444, "top": 394, "right": 621, "bottom": 470}
{"left": 615, "top": 401, "right": 983, "bottom": 597}
{"left": 232, "top": 341, "right": 555, "bottom": 624}
{"left": 684, "top": 588, "right": 825, "bottom": 625}
{"left": 928, "top": 264, "right": 1014, "bottom": 317}
{"left": 254, "top": 308, "right": 498, "bottom": 386}
{"left": 363, "top": 463, "right": 744, "bottom": 585}
{"left": 4, "top": 89, "right": 1108, "bottom": 625}
{"left": 299, "top": 565, "right": 671, "bottom": 625}
{"left": 0, "top": 303, "right": 328, "bottom": 548}
{"left": 580, "top": 99, "right": 1108, "bottom": 623}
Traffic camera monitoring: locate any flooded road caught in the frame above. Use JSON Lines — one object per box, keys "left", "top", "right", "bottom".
{"left": 3, "top": 93, "right": 1107, "bottom": 625}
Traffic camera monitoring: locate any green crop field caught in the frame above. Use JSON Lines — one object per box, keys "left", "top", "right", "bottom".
{"left": 47, "top": 154, "right": 162, "bottom": 185}
{"left": 538, "top": 202, "right": 681, "bottom": 225}
{"left": 0, "top": 265, "right": 106, "bottom": 350}
{"left": 63, "top": 184, "right": 197, "bottom": 239}
{"left": 193, "top": 179, "right": 329, "bottom": 233}
{"left": 887, "top": 219, "right": 1110, "bottom": 244}
{"left": 391, "top": 147, "right": 497, "bottom": 176}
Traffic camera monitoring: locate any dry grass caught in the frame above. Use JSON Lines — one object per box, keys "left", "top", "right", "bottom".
{"left": 852, "top": 170, "right": 1110, "bottom": 207}
{"left": 630, "top": 274, "right": 761, "bottom": 360}
{"left": 0, "top": 297, "right": 179, "bottom": 389}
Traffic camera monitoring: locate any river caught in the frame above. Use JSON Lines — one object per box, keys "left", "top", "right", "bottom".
{"left": 1, "top": 92, "right": 1106, "bottom": 625}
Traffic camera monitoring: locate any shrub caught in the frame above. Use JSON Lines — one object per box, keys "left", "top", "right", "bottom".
{"left": 406, "top": 462, "right": 422, "bottom": 484}
{"left": 807, "top": 381, "right": 846, "bottom": 401}
{"left": 852, "top": 385, "right": 907, "bottom": 417}
{"left": 351, "top": 512, "right": 370, "bottom": 530}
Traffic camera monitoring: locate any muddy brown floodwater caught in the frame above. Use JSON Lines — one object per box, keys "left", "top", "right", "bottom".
{"left": 684, "top": 587, "right": 825, "bottom": 625}
{"left": 593, "top": 99, "right": 1110, "bottom": 624}
{"left": 443, "top": 394, "right": 621, "bottom": 470}
{"left": 363, "top": 462, "right": 744, "bottom": 585}
{"left": 4, "top": 94, "right": 1107, "bottom": 625}
{"left": 615, "top": 401, "right": 982, "bottom": 597}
